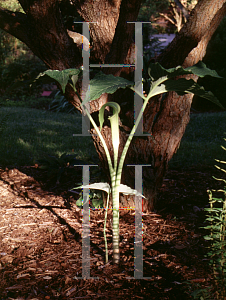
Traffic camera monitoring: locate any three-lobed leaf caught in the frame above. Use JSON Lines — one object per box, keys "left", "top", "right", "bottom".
{"left": 147, "top": 62, "right": 224, "bottom": 108}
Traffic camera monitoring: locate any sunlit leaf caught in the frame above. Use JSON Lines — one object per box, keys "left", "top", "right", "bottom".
{"left": 118, "top": 184, "right": 146, "bottom": 198}
{"left": 73, "top": 182, "right": 111, "bottom": 194}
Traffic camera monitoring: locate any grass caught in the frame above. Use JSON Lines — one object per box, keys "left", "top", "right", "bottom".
{"left": 0, "top": 106, "right": 97, "bottom": 167}
{"left": 169, "top": 111, "right": 226, "bottom": 169}
{"left": 0, "top": 104, "right": 226, "bottom": 169}
{"left": 0, "top": 97, "right": 52, "bottom": 110}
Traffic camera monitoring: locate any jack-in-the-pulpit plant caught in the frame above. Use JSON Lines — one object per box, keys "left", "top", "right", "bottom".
{"left": 39, "top": 61, "right": 223, "bottom": 264}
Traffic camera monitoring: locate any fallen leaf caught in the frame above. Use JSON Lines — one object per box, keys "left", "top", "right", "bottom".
{"left": 17, "top": 273, "right": 30, "bottom": 279}
{"left": 43, "top": 276, "right": 52, "bottom": 280}
{"left": 1, "top": 255, "right": 14, "bottom": 264}
{"left": 65, "top": 275, "right": 71, "bottom": 285}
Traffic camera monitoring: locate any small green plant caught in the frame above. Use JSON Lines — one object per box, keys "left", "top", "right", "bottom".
{"left": 40, "top": 61, "right": 223, "bottom": 264}
{"left": 75, "top": 165, "right": 109, "bottom": 209}
{"left": 201, "top": 142, "right": 226, "bottom": 299}
{"left": 184, "top": 281, "right": 211, "bottom": 300}
{"left": 76, "top": 189, "right": 104, "bottom": 209}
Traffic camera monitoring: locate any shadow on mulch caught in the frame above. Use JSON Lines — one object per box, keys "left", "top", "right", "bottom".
{"left": 0, "top": 164, "right": 223, "bottom": 299}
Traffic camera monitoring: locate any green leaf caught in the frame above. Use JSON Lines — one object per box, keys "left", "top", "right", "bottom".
{"left": 185, "top": 61, "right": 223, "bottom": 78}
{"left": 160, "top": 78, "right": 224, "bottom": 109}
{"left": 73, "top": 182, "right": 111, "bottom": 195}
{"left": 37, "top": 69, "right": 81, "bottom": 93}
{"left": 71, "top": 74, "right": 79, "bottom": 89}
{"left": 92, "top": 198, "right": 103, "bottom": 208}
{"left": 82, "top": 72, "right": 134, "bottom": 105}
{"left": 148, "top": 61, "right": 223, "bottom": 81}
{"left": 118, "top": 184, "right": 146, "bottom": 198}
{"left": 204, "top": 236, "right": 213, "bottom": 240}
{"left": 76, "top": 197, "right": 90, "bottom": 207}
{"left": 76, "top": 197, "right": 83, "bottom": 207}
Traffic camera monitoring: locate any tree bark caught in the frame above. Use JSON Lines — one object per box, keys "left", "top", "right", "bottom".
{"left": 136, "top": 0, "right": 226, "bottom": 210}
{"left": 0, "top": 0, "right": 226, "bottom": 211}
{"left": 71, "top": 0, "right": 121, "bottom": 63}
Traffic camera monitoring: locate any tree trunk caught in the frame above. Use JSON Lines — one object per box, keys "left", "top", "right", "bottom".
{"left": 0, "top": 0, "right": 226, "bottom": 211}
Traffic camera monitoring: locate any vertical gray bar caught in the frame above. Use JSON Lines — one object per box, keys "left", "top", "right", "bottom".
{"left": 126, "top": 164, "right": 152, "bottom": 280}
{"left": 82, "top": 165, "right": 90, "bottom": 278}
{"left": 73, "top": 164, "right": 98, "bottom": 279}
{"left": 81, "top": 22, "right": 91, "bottom": 136}
{"left": 134, "top": 22, "right": 143, "bottom": 136}
{"left": 127, "top": 21, "right": 152, "bottom": 138}
{"left": 134, "top": 165, "right": 143, "bottom": 278}
{"left": 73, "top": 22, "right": 91, "bottom": 136}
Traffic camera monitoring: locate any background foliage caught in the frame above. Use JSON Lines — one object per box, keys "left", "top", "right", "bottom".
{"left": 0, "top": 1, "right": 46, "bottom": 102}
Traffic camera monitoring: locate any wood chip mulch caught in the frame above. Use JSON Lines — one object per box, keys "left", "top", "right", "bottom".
{"left": 0, "top": 165, "right": 223, "bottom": 299}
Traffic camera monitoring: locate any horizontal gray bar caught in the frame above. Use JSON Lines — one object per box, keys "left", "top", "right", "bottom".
{"left": 73, "top": 165, "right": 98, "bottom": 167}
{"left": 73, "top": 22, "right": 97, "bottom": 23}
{"left": 127, "top": 164, "right": 152, "bottom": 167}
{"left": 127, "top": 22, "right": 152, "bottom": 23}
{"left": 90, "top": 64, "right": 135, "bottom": 67}
{"left": 126, "top": 277, "right": 153, "bottom": 280}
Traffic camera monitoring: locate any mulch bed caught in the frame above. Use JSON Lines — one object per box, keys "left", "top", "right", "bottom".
{"left": 0, "top": 165, "right": 223, "bottom": 299}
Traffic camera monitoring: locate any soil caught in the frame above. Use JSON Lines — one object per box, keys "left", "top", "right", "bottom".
{"left": 0, "top": 164, "right": 224, "bottom": 300}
